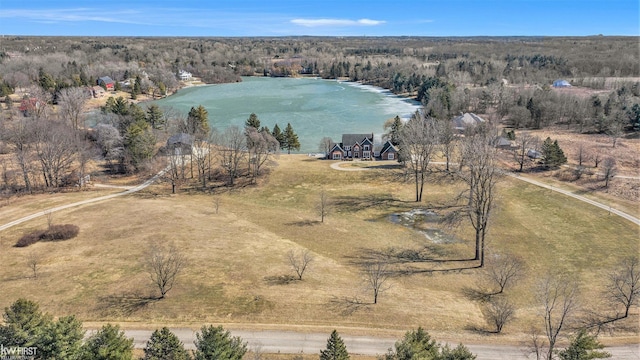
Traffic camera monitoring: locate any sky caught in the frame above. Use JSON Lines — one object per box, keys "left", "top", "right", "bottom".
{"left": 0, "top": 0, "right": 638, "bottom": 37}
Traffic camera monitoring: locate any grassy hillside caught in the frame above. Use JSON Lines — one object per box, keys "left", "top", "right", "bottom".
{"left": 0, "top": 155, "right": 637, "bottom": 344}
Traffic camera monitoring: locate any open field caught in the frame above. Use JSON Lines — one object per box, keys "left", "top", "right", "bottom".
{"left": 0, "top": 154, "right": 637, "bottom": 348}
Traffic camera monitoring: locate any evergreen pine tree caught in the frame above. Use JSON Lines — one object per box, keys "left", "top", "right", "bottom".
{"left": 187, "top": 105, "right": 210, "bottom": 139}
{"left": 271, "top": 123, "right": 285, "bottom": 148}
{"left": 541, "top": 137, "right": 567, "bottom": 168}
{"left": 393, "top": 327, "right": 439, "bottom": 360}
{"left": 390, "top": 115, "right": 403, "bottom": 145}
{"left": 81, "top": 324, "right": 134, "bottom": 360}
{"left": 557, "top": 330, "right": 611, "bottom": 360}
{"left": 194, "top": 325, "right": 247, "bottom": 360}
{"left": 146, "top": 104, "right": 165, "bottom": 130}
{"left": 143, "top": 327, "right": 190, "bottom": 360}
{"left": 245, "top": 113, "right": 261, "bottom": 129}
{"left": 0, "top": 298, "right": 51, "bottom": 348}
{"left": 37, "top": 315, "right": 85, "bottom": 360}
{"left": 283, "top": 122, "right": 300, "bottom": 154}
{"left": 319, "top": 330, "right": 350, "bottom": 360}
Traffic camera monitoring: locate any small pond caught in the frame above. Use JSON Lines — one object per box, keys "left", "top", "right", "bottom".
{"left": 388, "top": 209, "right": 460, "bottom": 244}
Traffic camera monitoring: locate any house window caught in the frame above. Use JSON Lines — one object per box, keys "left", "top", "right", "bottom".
{"left": 364, "top": 145, "right": 370, "bottom": 151}
{"left": 345, "top": 145, "right": 351, "bottom": 151}
{"left": 388, "top": 153, "right": 395, "bottom": 160}
{"left": 333, "top": 153, "right": 341, "bottom": 160}
{"left": 363, "top": 151, "right": 370, "bottom": 158}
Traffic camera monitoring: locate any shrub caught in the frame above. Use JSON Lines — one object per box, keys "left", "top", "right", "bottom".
{"left": 15, "top": 224, "right": 80, "bottom": 247}
{"left": 15, "top": 232, "right": 43, "bottom": 247}
{"left": 42, "top": 224, "right": 79, "bottom": 241}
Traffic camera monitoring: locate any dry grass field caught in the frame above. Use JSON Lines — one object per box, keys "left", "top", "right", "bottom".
{"left": 0, "top": 154, "right": 637, "bottom": 347}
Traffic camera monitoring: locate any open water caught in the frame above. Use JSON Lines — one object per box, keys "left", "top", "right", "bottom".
{"left": 153, "top": 77, "right": 420, "bottom": 153}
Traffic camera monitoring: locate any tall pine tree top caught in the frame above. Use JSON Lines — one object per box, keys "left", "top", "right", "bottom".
{"left": 283, "top": 122, "right": 300, "bottom": 154}
{"left": 541, "top": 137, "right": 567, "bottom": 168}
{"left": 143, "top": 327, "right": 190, "bottom": 360}
{"left": 320, "top": 330, "right": 350, "bottom": 360}
{"left": 245, "top": 113, "right": 261, "bottom": 129}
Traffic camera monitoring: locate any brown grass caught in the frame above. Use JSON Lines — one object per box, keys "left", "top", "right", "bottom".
{"left": 0, "top": 154, "right": 637, "bottom": 347}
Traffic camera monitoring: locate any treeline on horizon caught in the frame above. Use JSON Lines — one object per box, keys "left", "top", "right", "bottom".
{"left": 1, "top": 36, "right": 637, "bottom": 90}
{"left": 0, "top": 35, "right": 638, "bottom": 144}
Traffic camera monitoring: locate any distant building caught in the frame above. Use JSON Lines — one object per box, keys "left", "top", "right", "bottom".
{"left": 452, "top": 112, "right": 486, "bottom": 133}
{"left": 327, "top": 133, "right": 398, "bottom": 161}
{"left": 178, "top": 70, "right": 192, "bottom": 81}
{"left": 91, "top": 86, "right": 106, "bottom": 98}
{"left": 553, "top": 79, "right": 571, "bottom": 88}
{"left": 97, "top": 76, "right": 115, "bottom": 91}
{"left": 166, "top": 133, "right": 194, "bottom": 155}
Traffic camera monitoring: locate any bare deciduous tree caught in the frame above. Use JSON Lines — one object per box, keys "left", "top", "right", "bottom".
{"left": 483, "top": 252, "right": 525, "bottom": 295}
{"left": 45, "top": 210, "right": 53, "bottom": 230}
{"left": 483, "top": 296, "right": 515, "bottom": 333}
{"left": 604, "top": 255, "right": 640, "bottom": 320}
{"left": 57, "top": 87, "right": 89, "bottom": 131}
{"left": 213, "top": 197, "right": 221, "bottom": 214}
{"left": 318, "top": 137, "right": 333, "bottom": 157}
{"left": 601, "top": 157, "right": 617, "bottom": 188}
{"left": 576, "top": 142, "right": 590, "bottom": 167}
{"left": 535, "top": 273, "right": 580, "bottom": 360}
{"left": 512, "top": 132, "right": 539, "bottom": 172}
{"left": 458, "top": 131, "right": 500, "bottom": 267}
{"left": 435, "top": 118, "right": 456, "bottom": 172}
{"left": 399, "top": 111, "right": 438, "bottom": 202}
{"left": 316, "top": 189, "right": 331, "bottom": 223}
{"left": 146, "top": 242, "right": 186, "bottom": 299}
{"left": 26, "top": 251, "right": 43, "bottom": 279}
{"left": 4, "top": 117, "right": 36, "bottom": 192}
{"left": 364, "top": 261, "right": 391, "bottom": 304}
{"left": 214, "top": 126, "right": 246, "bottom": 186}
{"left": 192, "top": 138, "right": 211, "bottom": 188}
{"left": 246, "top": 127, "right": 279, "bottom": 183}
{"left": 34, "top": 121, "right": 77, "bottom": 187}
{"left": 287, "top": 249, "right": 313, "bottom": 281}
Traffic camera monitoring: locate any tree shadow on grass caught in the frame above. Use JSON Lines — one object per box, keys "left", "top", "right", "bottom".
{"left": 285, "top": 220, "right": 321, "bottom": 227}
{"left": 346, "top": 246, "right": 479, "bottom": 277}
{"left": 333, "top": 194, "right": 406, "bottom": 213}
{"left": 263, "top": 274, "right": 298, "bottom": 285}
{"left": 461, "top": 286, "right": 492, "bottom": 302}
{"left": 97, "top": 291, "right": 159, "bottom": 317}
{"left": 328, "top": 296, "right": 371, "bottom": 316}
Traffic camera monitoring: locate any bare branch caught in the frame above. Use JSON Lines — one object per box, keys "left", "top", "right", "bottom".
{"left": 364, "top": 261, "right": 391, "bottom": 304}
{"left": 145, "top": 242, "right": 186, "bottom": 299}
{"left": 287, "top": 249, "right": 314, "bottom": 281}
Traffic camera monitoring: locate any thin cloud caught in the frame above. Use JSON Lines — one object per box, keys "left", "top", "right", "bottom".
{"left": 291, "top": 18, "right": 386, "bottom": 27}
{"left": 0, "top": 8, "right": 150, "bottom": 26}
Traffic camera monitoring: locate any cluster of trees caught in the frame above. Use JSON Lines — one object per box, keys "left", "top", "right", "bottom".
{"left": 0, "top": 86, "right": 297, "bottom": 194}
{"left": 0, "top": 299, "right": 247, "bottom": 360}
{"left": 396, "top": 113, "right": 500, "bottom": 267}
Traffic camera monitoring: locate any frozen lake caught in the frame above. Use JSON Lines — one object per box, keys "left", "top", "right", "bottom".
{"left": 154, "top": 77, "right": 420, "bottom": 152}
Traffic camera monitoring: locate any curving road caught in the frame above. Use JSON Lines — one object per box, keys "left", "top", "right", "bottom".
{"left": 0, "top": 167, "right": 167, "bottom": 232}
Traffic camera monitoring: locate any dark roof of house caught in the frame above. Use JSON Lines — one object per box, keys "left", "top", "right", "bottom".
{"left": 98, "top": 76, "right": 115, "bottom": 84}
{"left": 341, "top": 133, "right": 373, "bottom": 147}
{"left": 330, "top": 143, "right": 344, "bottom": 152}
{"left": 380, "top": 140, "right": 398, "bottom": 154}
{"left": 167, "top": 133, "right": 194, "bottom": 146}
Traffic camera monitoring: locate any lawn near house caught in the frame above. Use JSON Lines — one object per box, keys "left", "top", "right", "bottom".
{"left": 0, "top": 154, "right": 637, "bottom": 347}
